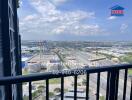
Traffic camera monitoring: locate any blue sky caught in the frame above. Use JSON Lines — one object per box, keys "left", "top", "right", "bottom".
{"left": 18, "top": 0, "right": 132, "bottom": 41}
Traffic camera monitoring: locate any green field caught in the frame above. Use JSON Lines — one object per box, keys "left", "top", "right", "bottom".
{"left": 49, "top": 78, "right": 61, "bottom": 84}
{"left": 120, "top": 53, "right": 132, "bottom": 75}
{"left": 120, "top": 53, "right": 132, "bottom": 64}
{"left": 128, "top": 70, "right": 132, "bottom": 75}
{"left": 100, "top": 96, "right": 105, "bottom": 100}
{"left": 22, "top": 69, "right": 29, "bottom": 75}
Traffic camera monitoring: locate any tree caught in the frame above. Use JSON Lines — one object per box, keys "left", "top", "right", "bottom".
{"left": 54, "top": 88, "right": 61, "bottom": 93}
{"left": 82, "top": 79, "right": 86, "bottom": 86}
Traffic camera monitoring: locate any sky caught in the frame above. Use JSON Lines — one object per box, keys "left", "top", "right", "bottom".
{"left": 18, "top": 0, "right": 132, "bottom": 41}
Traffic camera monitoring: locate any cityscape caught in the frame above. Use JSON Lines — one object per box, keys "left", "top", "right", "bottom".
{"left": 22, "top": 40, "right": 132, "bottom": 100}
{"left": 0, "top": 0, "right": 132, "bottom": 100}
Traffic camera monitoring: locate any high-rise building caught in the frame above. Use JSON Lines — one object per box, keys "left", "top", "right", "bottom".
{"left": 0, "top": 0, "right": 22, "bottom": 100}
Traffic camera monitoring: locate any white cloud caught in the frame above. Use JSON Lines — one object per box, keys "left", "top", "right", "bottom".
{"left": 120, "top": 24, "right": 128, "bottom": 33}
{"left": 107, "top": 16, "right": 117, "bottom": 20}
{"left": 23, "top": 14, "right": 37, "bottom": 21}
{"left": 19, "top": 0, "right": 105, "bottom": 39}
{"left": 30, "top": 0, "right": 59, "bottom": 16}
{"left": 52, "top": 25, "right": 66, "bottom": 34}
{"left": 50, "top": 0, "right": 68, "bottom": 5}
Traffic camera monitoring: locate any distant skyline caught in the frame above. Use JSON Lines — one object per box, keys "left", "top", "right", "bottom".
{"left": 18, "top": 0, "right": 132, "bottom": 41}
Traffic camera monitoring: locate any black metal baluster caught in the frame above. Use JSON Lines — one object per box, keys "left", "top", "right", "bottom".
{"left": 29, "top": 82, "right": 32, "bottom": 100}
{"left": 108, "top": 70, "right": 115, "bottom": 100}
{"left": 86, "top": 74, "right": 89, "bottom": 100}
{"left": 61, "top": 77, "right": 64, "bottom": 100}
{"left": 46, "top": 79, "right": 49, "bottom": 100}
{"left": 96, "top": 72, "right": 100, "bottom": 100}
{"left": 130, "top": 79, "right": 132, "bottom": 100}
{"left": 74, "top": 75, "right": 77, "bottom": 100}
{"left": 106, "top": 72, "right": 110, "bottom": 100}
{"left": 123, "top": 69, "right": 128, "bottom": 100}
{"left": 108, "top": 69, "right": 119, "bottom": 100}
{"left": 115, "top": 70, "right": 119, "bottom": 100}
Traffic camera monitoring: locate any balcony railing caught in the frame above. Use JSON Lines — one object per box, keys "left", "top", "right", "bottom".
{"left": 0, "top": 64, "right": 132, "bottom": 100}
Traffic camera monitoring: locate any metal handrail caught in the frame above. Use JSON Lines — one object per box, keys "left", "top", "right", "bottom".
{"left": 0, "top": 64, "right": 131, "bottom": 85}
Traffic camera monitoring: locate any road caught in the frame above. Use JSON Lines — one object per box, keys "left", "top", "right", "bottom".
{"left": 59, "top": 49, "right": 131, "bottom": 100}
